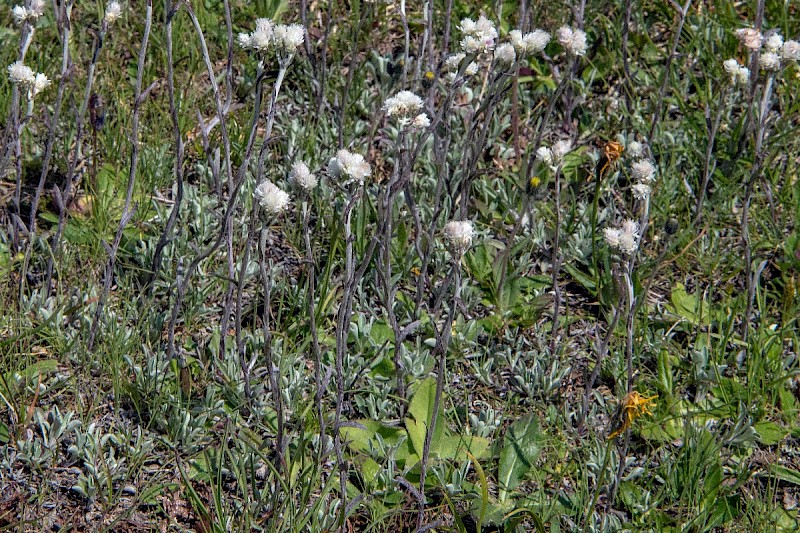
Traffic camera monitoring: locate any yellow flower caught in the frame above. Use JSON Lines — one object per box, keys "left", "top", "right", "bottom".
{"left": 607, "top": 391, "right": 657, "bottom": 439}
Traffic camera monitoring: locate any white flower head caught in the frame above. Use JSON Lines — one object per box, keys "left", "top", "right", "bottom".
{"left": 781, "top": 40, "right": 800, "bottom": 61}
{"left": 254, "top": 180, "right": 290, "bottom": 215}
{"left": 288, "top": 161, "right": 318, "bottom": 194}
{"left": 474, "top": 15, "right": 498, "bottom": 42}
{"left": 523, "top": 29, "right": 551, "bottom": 55}
{"left": 30, "top": 0, "right": 45, "bottom": 16}
{"left": 557, "top": 26, "right": 587, "bottom": 56}
{"left": 328, "top": 149, "right": 371, "bottom": 185}
{"left": 631, "top": 159, "right": 656, "bottom": 183}
{"left": 7, "top": 61, "right": 35, "bottom": 86}
{"left": 412, "top": 113, "right": 430, "bottom": 129}
{"left": 632, "top": 183, "right": 651, "bottom": 201}
{"left": 241, "top": 18, "right": 274, "bottom": 52}
{"left": 535, "top": 146, "right": 553, "bottom": 166}
{"left": 603, "top": 227, "right": 621, "bottom": 248}
{"left": 764, "top": 33, "right": 783, "bottom": 53}
{"left": 626, "top": 140, "right": 644, "bottom": 158}
{"left": 12, "top": 6, "right": 28, "bottom": 24}
{"left": 723, "top": 58, "right": 740, "bottom": 81}
{"left": 605, "top": 219, "right": 641, "bottom": 255}
{"left": 759, "top": 51, "right": 781, "bottom": 71}
{"left": 618, "top": 231, "right": 638, "bottom": 255}
{"left": 494, "top": 43, "right": 516, "bottom": 65}
{"left": 443, "top": 220, "right": 474, "bottom": 254}
{"left": 465, "top": 62, "right": 479, "bottom": 76}
{"left": 237, "top": 33, "right": 252, "bottom": 48}
{"left": 509, "top": 30, "right": 525, "bottom": 53}
{"left": 273, "top": 23, "right": 305, "bottom": 55}
{"left": 12, "top": 1, "right": 45, "bottom": 24}
{"left": 459, "top": 14, "right": 497, "bottom": 53}
{"left": 735, "top": 28, "right": 762, "bottom": 52}
{"left": 104, "top": 1, "right": 122, "bottom": 25}
{"left": 735, "top": 66, "right": 750, "bottom": 85}
{"left": 461, "top": 35, "right": 486, "bottom": 54}
{"left": 383, "top": 90, "right": 423, "bottom": 118}
{"left": 31, "top": 72, "right": 50, "bottom": 98}
{"left": 459, "top": 17, "right": 477, "bottom": 35}
{"left": 552, "top": 140, "right": 573, "bottom": 162}
{"left": 445, "top": 53, "right": 466, "bottom": 70}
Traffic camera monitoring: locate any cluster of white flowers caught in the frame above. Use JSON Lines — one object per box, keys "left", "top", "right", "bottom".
{"left": 722, "top": 58, "right": 750, "bottom": 85}
{"left": 509, "top": 29, "right": 550, "bottom": 56}
{"left": 7, "top": 61, "right": 50, "bottom": 100}
{"left": 735, "top": 27, "right": 799, "bottom": 71}
{"left": 11, "top": 0, "right": 45, "bottom": 24}
{"left": 459, "top": 15, "right": 498, "bottom": 54}
{"left": 287, "top": 161, "right": 318, "bottom": 194}
{"left": 383, "top": 90, "right": 429, "bottom": 129}
{"left": 535, "top": 139, "right": 572, "bottom": 171}
{"left": 604, "top": 219, "right": 640, "bottom": 256}
{"left": 443, "top": 220, "right": 474, "bottom": 254}
{"left": 273, "top": 24, "right": 305, "bottom": 55}
{"left": 445, "top": 53, "right": 479, "bottom": 76}
{"left": 556, "top": 26, "right": 588, "bottom": 56}
{"left": 239, "top": 18, "right": 305, "bottom": 58}
{"left": 328, "top": 149, "right": 371, "bottom": 185}
{"left": 735, "top": 28, "right": 762, "bottom": 51}
{"left": 630, "top": 157, "right": 656, "bottom": 200}
{"left": 104, "top": 1, "right": 123, "bottom": 25}
{"left": 254, "top": 179, "right": 290, "bottom": 215}
{"left": 631, "top": 159, "right": 656, "bottom": 183}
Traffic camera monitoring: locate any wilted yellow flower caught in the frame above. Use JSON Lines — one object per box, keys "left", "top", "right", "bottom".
{"left": 607, "top": 391, "right": 657, "bottom": 439}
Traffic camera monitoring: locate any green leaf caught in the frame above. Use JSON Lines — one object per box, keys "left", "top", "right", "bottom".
{"left": 498, "top": 414, "right": 544, "bottom": 502}
{"left": 754, "top": 421, "right": 788, "bottom": 445}
{"left": 765, "top": 465, "right": 800, "bottom": 486}
{"left": 408, "top": 377, "right": 437, "bottom": 427}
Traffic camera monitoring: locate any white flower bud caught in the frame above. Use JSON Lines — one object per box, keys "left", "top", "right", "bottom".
{"left": 626, "top": 141, "right": 644, "bottom": 158}
{"left": 552, "top": 140, "right": 573, "bottom": 162}
{"left": 104, "top": 1, "right": 122, "bottom": 25}
{"left": 412, "top": 113, "right": 430, "bottom": 129}
{"left": 31, "top": 72, "right": 50, "bottom": 98}
{"left": 535, "top": 146, "right": 553, "bottom": 166}
{"left": 443, "top": 220, "right": 474, "bottom": 254}
{"left": 736, "top": 66, "right": 750, "bottom": 85}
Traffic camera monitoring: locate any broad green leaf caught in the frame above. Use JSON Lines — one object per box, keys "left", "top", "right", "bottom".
{"left": 498, "top": 414, "right": 544, "bottom": 502}
{"left": 408, "top": 377, "right": 437, "bottom": 426}
{"left": 754, "top": 421, "right": 787, "bottom": 445}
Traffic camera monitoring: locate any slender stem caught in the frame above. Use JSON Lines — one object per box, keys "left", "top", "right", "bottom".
{"left": 88, "top": 0, "right": 154, "bottom": 351}
{"left": 302, "top": 201, "right": 326, "bottom": 458}
{"left": 551, "top": 166, "right": 563, "bottom": 355}
{"left": 417, "top": 259, "right": 462, "bottom": 530}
